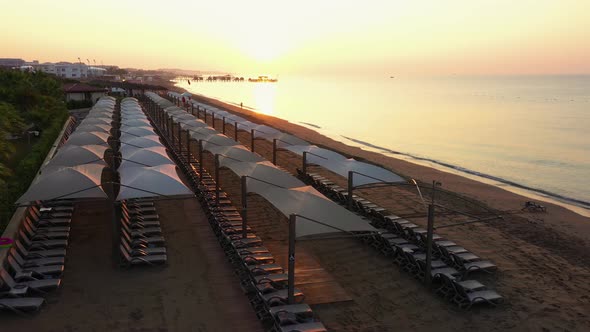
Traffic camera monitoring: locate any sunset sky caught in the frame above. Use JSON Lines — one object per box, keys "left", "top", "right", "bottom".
{"left": 1, "top": 0, "right": 589, "bottom": 75}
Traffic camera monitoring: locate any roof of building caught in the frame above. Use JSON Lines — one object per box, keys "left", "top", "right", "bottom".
{"left": 63, "top": 83, "right": 107, "bottom": 93}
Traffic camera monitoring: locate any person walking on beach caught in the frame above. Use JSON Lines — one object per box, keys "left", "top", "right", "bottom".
{"left": 240, "top": 102, "right": 243, "bottom": 109}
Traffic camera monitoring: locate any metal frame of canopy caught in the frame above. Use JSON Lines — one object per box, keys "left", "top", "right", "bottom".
{"left": 235, "top": 175, "right": 376, "bottom": 304}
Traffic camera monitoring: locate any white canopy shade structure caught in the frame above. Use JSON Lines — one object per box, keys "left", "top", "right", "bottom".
{"left": 117, "top": 164, "right": 193, "bottom": 200}
{"left": 120, "top": 134, "right": 161, "bottom": 145}
{"left": 164, "top": 106, "right": 185, "bottom": 114}
{"left": 252, "top": 186, "right": 377, "bottom": 238}
{"left": 120, "top": 146, "right": 174, "bottom": 168}
{"left": 171, "top": 113, "right": 196, "bottom": 122}
{"left": 321, "top": 159, "right": 406, "bottom": 187}
{"left": 76, "top": 124, "right": 112, "bottom": 133}
{"left": 189, "top": 127, "right": 221, "bottom": 140}
{"left": 181, "top": 92, "right": 192, "bottom": 98}
{"left": 120, "top": 138, "right": 164, "bottom": 155}
{"left": 205, "top": 145, "right": 265, "bottom": 162}
{"left": 17, "top": 163, "right": 107, "bottom": 203}
{"left": 85, "top": 113, "right": 114, "bottom": 120}
{"left": 87, "top": 108, "right": 114, "bottom": 116}
{"left": 222, "top": 161, "right": 306, "bottom": 193}
{"left": 121, "top": 114, "right": 148, "bottom": 121}
{"left": 179, "top": 119, "right": 208, "bottom": 130}
{"left": 285, "top": 145, "right": 347, "bottom": 163}
{"left": 66, "top": 131, "right": 110, "bottom": 146}
{"left": 119, "top": 126, "right": 156, "bottom": 137}
{"left": 121, "top": 119, "right": 151, "bottom": 127}
{"left": 80, "top": 118, "right": 113, "bottom": 126}
{"left": 200, "top": 134, "right": 239, "bottom": 148}
{"left": 271, "top": 133, "right": 309, "bottom": 147}
{"left": 45, "top": 144, "right": 109, "bottom": 168}
{"left": 286, "top": 145, "right": 404, "bottom": 186}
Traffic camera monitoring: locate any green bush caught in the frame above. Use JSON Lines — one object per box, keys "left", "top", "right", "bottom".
{"left": 0, "top": 69, "right": 69, "bottom": 231}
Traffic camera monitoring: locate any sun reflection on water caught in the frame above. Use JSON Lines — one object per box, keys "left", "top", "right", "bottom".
{"left": 252, "top": 83, "right": 277, "bottom": 115}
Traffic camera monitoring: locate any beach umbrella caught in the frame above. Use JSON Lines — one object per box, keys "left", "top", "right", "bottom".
{"left": 119, "top": 126, "right": 156, "bottom": 138}
{"left": 321, "top": 158, "right": 406, "bottom": 187}
{"left": 251, "top": 186, "right": 377, "bottom": 239}
{"left": 66, "top": 131, "right": 110, "bottom": 146}
{"left": 200, "top": 134, "right": 239, "bottom": 148}
{"left": 119, "top": 136, "right": 164, "bottom": 154}
{"left": 204, "top": 145, "right": 264, "bottom": 163}
{"left": 188, "top": 127, "right": 219, "bottom": 140}
{"left": 76, "top": 124, "right": 112, "bottom": 133}
{"left": 117, "top": 164, "right": 193, "bottom": 200}
{"left": 46, "top": 144, "right": 109, "bottom": 167}
{"left": 285, "top": 145, "right": 348, "bottom": 163}
{"left": 121, "top": 119, "right": 151, "bottom": 127}
{"left": 222, "top": 160, "right": 306, "bottom": 192}
{"left": 119, "top": 146, "right": 174, "bottom": 168}
{"left": 17, "top": 163, "right": 107, "bottom": 203}
{"left": 179, "top": 119, "right": 208, "bottom": 130}
{"left": 80, "top": 117, "right": 113, "bottom": 126}
{"left": 120, "top": 134, "right": 161, "bottom": 144}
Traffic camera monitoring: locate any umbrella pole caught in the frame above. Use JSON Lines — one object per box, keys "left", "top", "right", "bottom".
{"left": 222, "top": 117, "right": 226, "bottom": 134}
{"left": 272, "top": 139, "right": 277, "bottom": 165}
{"left": 215, "top": 154, "right": 220, "bottom": 206}
{"left": 288, "top": 214, "right": 296, "bottom": 304}
{"left": 250, "top": 129, "right": 255, "bottom": 152}
{"left": 241, "top": 176, "right": 248, "bottom": 239}
{"left": 234, "top": 122, "right": 239, "bottom": 142}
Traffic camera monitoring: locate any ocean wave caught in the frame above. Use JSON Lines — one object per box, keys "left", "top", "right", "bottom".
{"left": 340, "top": 135, "right": 590, "bottom": 210}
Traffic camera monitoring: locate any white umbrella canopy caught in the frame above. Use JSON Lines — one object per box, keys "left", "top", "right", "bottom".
{"left": 120, "top": 146, "right": 174, "bottom": 168}
{"left": 80, "top": 117, "right": 113, "bottom": 126}
{"left": 201, "top": 134, "right": 239, "bottom": 148}
{"left": 76, "top": 124, "right": 112, "bottom": 133}
{"left": 120, "top": 107, "right": 143, "bottom": 114}
{"left": 17, "top": 163, "right": 107, "bottom": 203}
{"left": 121, "top": 114, "right": 148, "bottom": 121}
{"left": 179, "top": 119, "right": 208, "bottom": 130}
{"left": 188, "top": 127, "right": 220, "bottom": 140}
{"left": 119, "top": 137, "right": 164, "bottom": 154}
{"left": 85, "top": 113, "right": 114, "bottom": 120}
{"left": 181, "top": 92, "right": 192, "bottom": 97}
{"left": 120, "top": 133, "right": 161, "bottom": 144}
{"left": 66, "top": 131, "right": 110, "bottom": 146}
{"left": 204, "top": 145, "right": 265, "bottom": 163}
{"left": 171, "top": 113, "right": 195, "bottom": 122}
{"left": 271, "top": 133, "right": 309, "bottom": 147}
{"left": 122, "top": 97, "right": 138, "bottom": 103}
{"left": 119, "top": 126, "right": 156, "bottom": 137}
{"left": 221, "top": 160, "right": 306, "bottom": 192}
{"left": 117, "top": 164, "right": 193, "bottom": 200}
{"left": 319, "top": 158, "right": 406, "bottom": 187}
{"left": 285, "top": 145, "right": 348, "bottom": 163}
{"left": 121, "top": 119, "right": 151, "bottom": 127}
{"left": 46, "top": 144, "right": 109, "bottom": 167}
{"left": 164, "top": 106, "right": 184, "bottom": 114}
{"left": 88, "top": 107, "right": 114, "bottom": 115}
{"left": 252, "top": 186, "right": 377, "bottom": 238}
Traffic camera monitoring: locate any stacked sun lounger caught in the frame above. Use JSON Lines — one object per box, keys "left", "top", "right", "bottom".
{"left": 298, "top": 171, "right": 503, "bottom": 309}
{"left": 141, "top": 93, "right": 328, "bottom": 332}
{"left": 0, "top": 200, "right": 74, "bottom": 314}
{"left": 117, "top": 199, "right": 168, "bottom": 267}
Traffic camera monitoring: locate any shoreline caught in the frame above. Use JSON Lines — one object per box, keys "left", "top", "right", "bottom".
{"left": 169, "top": 83, "right": 590, "bottom": 243}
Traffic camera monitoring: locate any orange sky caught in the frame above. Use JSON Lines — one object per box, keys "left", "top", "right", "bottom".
{"left": 1, "top": 0, "right": 589, "bottom": 75}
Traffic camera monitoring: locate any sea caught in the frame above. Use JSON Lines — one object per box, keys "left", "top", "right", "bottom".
{"left": 175, "top": 75, "right": 590, "bottom": 216}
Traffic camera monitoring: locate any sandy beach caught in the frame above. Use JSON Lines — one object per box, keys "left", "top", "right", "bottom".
{"left": 182, "top": 91, "right": 590, "bottom": 331}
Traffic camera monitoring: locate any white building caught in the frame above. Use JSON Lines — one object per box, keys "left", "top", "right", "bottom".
{"left": 35, "top": 62, "right": 106, "bottom": 79}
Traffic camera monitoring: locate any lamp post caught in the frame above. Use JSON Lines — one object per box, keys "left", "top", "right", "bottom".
{"left": 424, "top": 180, "right": 441, "bottom": 287}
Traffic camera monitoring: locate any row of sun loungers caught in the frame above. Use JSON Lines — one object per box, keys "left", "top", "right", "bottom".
{"left": 118, "top": 199, "right": 167, "bottom": 266}
{"left": 0, "top": 200, "right": 75, "bottom": 314}
{"left": 299, "top": 171, "right": 503, "bottom": 309}
{"left": 141, "top": 98, "right": 327, "bottom": 331}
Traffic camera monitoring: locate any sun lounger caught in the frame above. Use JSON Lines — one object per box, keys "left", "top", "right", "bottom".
{"left": 259, "top": 288, "right": 305, "bottom": 306}
{"left": 121, "top": 240, "right": 166, "bottom": 256}
{"left": 241, "top": 253, "right": 276, "bottom": 266}
{"left": 6, "top": 256, "right": 64, "bottom": 280}
{"left": 18, "top": 231, "right": 68, "bottom": 249}
{"left": 248, "top": 264, "right": 284, "bottom": 276}
{"left": 10, "top": 250, "right": 65, "bottom": 267}
{"left": 14, "top": 240, "right": 66, "bottom": 258}
{"left": 121, "top": 228, "right": 165, "bottom": 247}
{"left": 24, "top": 217, "right": 70, "bottom": 233}
{"left": 0, "top": 269, "right": 61, "bottom": 294}
{"left": 0, "top": 297, "right": 45, "bottom": 314}
{"left": 119, "top": 245, "right": 167, "bottom": 266}
{"left": 121, "top": 223, "right": 161, "bottom": 237}
{"left": 455, "top": 285, "right": 503, "bottom": 309}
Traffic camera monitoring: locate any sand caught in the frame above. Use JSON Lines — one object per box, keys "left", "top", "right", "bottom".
{"left": 180, "top": 92, "right": 590, "bottom": 331}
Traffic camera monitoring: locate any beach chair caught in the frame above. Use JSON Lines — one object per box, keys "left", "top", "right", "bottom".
{"left": 29, "top": 205, "right": 72, "bottom": 219}
{"left": 10, "top": 250, "right": 65, "bottom": 267}
{"left": 5, "top": 256, "right": 64, "bottom": 281}
{"left": 13, "top": 240, "right": 66, "bottom": 258}
{"left": 121, "top": 240, "right": 166, "bottom": 256}
{"left": 24, "top": 217, "right": 71, "bottom": 233}
{"left": 451, "top": 255, "right": 498, "bottom": 276}
{"left": 0, "top": 269, "right": 61, "bottom": 294}
{"left": 248, "top": 264, "right": 284, "bottom": 276}
{"left": 119, "top": 245, "right": 167, "bottom": 266}
{"left": 121, "top": 228, "right": 165, "bottom": 248}
{"left": 121, "top": 222, "right": 161, "bottom": 238}
{"left": 0, "top": 297, "right": 45, "bottom": 315}
{"left": 454, "top": 283, "right": 503, "bottom": 309}
{"left": 18, "top": 231, "right": 68, "bottom": 250}
{"left": 241, "top": 253, "right": 276, "bottom": 266}
{"left": 434, "top": 273, "right": 485, "bottom": 301}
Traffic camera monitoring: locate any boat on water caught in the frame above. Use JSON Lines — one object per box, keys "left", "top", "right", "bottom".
{"left": 248, "top": 75, "right": 278, "bottom": 83}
